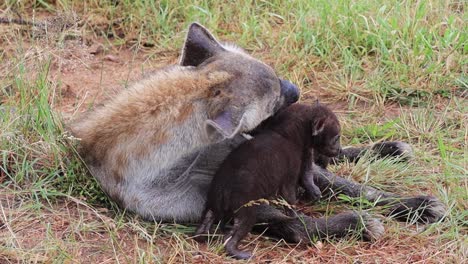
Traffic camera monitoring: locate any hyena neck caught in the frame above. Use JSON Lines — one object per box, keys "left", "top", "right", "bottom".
{"left": 157, "top": 102, "right": 212, "bottom": 160}
{"left": 271, "top": 116, "right": 311, "bottom": 150}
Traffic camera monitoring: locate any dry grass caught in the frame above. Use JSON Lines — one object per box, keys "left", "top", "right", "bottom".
{"left": 1, "top": 1, "right": 467, "bottom": 263}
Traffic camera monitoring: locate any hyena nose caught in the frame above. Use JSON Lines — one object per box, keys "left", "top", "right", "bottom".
{"left": 280, "top": 79, "right": 300, "bottom": 105}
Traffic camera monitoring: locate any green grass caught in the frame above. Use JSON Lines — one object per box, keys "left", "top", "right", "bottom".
{"left": 1, "top": 0, "right": 467, "bottom": 263}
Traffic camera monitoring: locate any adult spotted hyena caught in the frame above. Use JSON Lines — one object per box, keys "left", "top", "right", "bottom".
{"left": 71, "top": 23, "right": 445, "bottom": 242}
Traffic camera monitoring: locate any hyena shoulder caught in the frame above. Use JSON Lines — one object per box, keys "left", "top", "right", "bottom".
{"left": 71, "top": 66, "right": 232, "bottom": 164}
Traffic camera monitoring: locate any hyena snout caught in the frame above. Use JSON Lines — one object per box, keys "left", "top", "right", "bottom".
{"left": 279, "top": 79, "right": 300, "bottom": 107}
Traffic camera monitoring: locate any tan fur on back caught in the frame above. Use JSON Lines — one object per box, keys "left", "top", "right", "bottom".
{"left": 71, "top": 67, "right": 232, "bottom": 189}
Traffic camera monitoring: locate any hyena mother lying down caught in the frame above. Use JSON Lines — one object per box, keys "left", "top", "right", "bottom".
{"left": 71, "top": 23, "right": 445, "bottom": 242}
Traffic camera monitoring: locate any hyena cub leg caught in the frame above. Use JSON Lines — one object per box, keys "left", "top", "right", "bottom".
{"left": 194, "top": 209, "right": 216, "bottom": 242}
{"left": 301, "top": 171, "right": 322, "bottom": 202}
{"left": 314, "top": 153, "right": 332, "bottom": 169}
{"left": 280, "top": 184, "right": 301, "bottom": 218}
{"left": 224, "top": 207, "right": 257, "bottom": 260}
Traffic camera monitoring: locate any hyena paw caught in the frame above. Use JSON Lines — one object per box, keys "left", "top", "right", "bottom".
{"left": 388, "top": 195, "right": 446, "bottom": 224}
{"left": 360, "top": 213, "right": 385, "bottom": 242}
{"left": 306, "top": 185, "right": 322, "bottom": 203}
{"left": 371, "top": 141, "right": 414, "bottom": 161}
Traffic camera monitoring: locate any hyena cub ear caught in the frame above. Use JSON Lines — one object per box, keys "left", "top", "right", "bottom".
{"left": 179, "top": 23, "right": 225, "bottom": 67}
{"left": 312, "top": 117, "right": 327, "bottom": 136}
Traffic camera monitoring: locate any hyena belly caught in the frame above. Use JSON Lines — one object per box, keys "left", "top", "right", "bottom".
{"left": 124, "top": 151, "right": 210, "bottom": 222}
{"left": 91, "top": 150, "right": 210, "bottom": 222}
{"left": 95, "top": 135, "right": 245, "bottom": 222}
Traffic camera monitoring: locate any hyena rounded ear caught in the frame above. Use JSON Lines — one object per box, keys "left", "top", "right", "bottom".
{"left": 312, "top": 117, "right": 327, "bottom": 136}
{"left": 179, "top": 23, "right": 225, "bottom": 67}
{"left": 205, "top": 110, "right": 247, "bottom": 142}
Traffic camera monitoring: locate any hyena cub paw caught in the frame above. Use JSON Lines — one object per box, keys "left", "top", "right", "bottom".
{"left": 307, "top": 184, "right": 322, "bottom": 203}
{"left": 388, "top": 195, "right": 446, "bottom": 224}
{"left": 371, "top": 141, "right": 414, "bottom": 161}
{"left": 360, "top": 212, "right": 385, "bottom": 242}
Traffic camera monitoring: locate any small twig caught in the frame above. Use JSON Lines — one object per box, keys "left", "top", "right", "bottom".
{"left": 0, "top": 17, "right": 43, "bottom": 27}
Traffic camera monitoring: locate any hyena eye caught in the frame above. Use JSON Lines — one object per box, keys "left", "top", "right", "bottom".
{"left": 334, "top": 135, "right": 340, "bottom": 143}
{"left": 213, "top": 90, "right": 221, "bottom": 96}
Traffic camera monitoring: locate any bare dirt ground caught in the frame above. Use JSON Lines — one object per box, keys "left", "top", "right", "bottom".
{"left": 0, "top": 192, "right": 451, "bottom": 263}
{"left": 50, "top": 42, "right": 178, "bottom": 115}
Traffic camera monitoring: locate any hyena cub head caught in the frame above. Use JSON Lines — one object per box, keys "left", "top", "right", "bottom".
{"left": 180, "top": 23, "right": 299, "bottom": 141}
{"left": 310, "top": 103, "right": 341, "bottom": 157}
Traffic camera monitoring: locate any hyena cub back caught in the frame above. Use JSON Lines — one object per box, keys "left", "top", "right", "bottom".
{"left": 195, "top": 102, "right": 341, "bottom": 259}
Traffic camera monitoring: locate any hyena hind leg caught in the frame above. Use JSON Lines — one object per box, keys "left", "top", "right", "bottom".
{"left": 224, "top": 208, "right": 257, "bottom": 260}
{"left": 194, "top": 209, "right": 216, "bottom": 242}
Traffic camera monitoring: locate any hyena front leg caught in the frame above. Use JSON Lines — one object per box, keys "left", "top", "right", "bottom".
{"left": 311, "top": 163, "right": 446, "bottom": 223}
{"left": 300, "top": 171, "right": 322, "bottom": 202}
{"left": 255, "top": 206, "right": 384, "bottom": 243}
{"left": 331, "top": 141, "right": 414, "bottom": 164}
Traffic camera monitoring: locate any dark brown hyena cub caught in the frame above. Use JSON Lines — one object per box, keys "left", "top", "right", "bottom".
{"left": 194, "top": 102, "right": 341, "bottom": 259}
